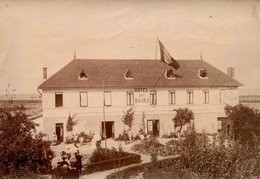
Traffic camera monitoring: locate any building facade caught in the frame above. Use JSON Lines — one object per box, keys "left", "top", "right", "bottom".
{"left": 38, "top": 59, "right": 242, "bottom": 142}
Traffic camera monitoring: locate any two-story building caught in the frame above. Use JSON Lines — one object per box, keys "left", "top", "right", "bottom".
{"left": 38, "top": 59, "right": 242, "bottom": 142}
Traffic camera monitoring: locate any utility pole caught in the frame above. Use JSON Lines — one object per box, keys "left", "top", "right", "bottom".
{"left": 102, "top": 80, "right": 107, "bottom": 151}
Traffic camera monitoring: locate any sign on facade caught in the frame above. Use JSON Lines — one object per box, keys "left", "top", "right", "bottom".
{"left": 134, "top": 88, "right": 149, "bottom": 105}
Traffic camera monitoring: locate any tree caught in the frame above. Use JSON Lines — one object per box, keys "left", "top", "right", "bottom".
{"left": 224, "top": 104, "right": 260, "bottom": 143}
{"left": 122, "top": 108, "right": 135, "bottom": 131}
{"left": 141, "top": 111, "right": 146, "bottom": 135}
{"left": 0, "top": 106, "right": 51, "bottom": 177}
{"left": 66, "top": 112, "right": 78, "bottom": 137}
{"left": 172, "top": 108, "right": 194, "bottom": 133}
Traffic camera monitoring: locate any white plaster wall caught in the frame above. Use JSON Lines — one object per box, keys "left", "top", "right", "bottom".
{"left": 226, "top": 89, "right": 239, "bottom": 106}
{"left": 210, "top": 88, "right": 220, "bottom": 104}
{"left": 41, "top": 87, "right": 239, "bottom": 138}
{"left": 112, "top": 90, "right": 127, "bottom": 107}
{"left": 88, "top": 90, "right": 103, "bottom": 107}
{"left": 176, "top": 90, "right": 186, "bottom": 105}
{"left": 157, "top": 89, "right": 168, "bottom": 106}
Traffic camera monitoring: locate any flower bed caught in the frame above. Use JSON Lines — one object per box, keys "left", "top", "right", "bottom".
{"left": 131, "top": 138, "right": 178, "bottom": 156}
{"left": 82, "top": 153, "right": 141, "bottom": 174}
{"left": 81, "top": 147, "right": 141, "bottom": 174}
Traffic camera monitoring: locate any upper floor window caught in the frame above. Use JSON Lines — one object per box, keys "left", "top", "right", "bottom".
{"left": 55, "top": 92, "right": 63, "bottom": 107}
{"left": 169, "top": 90, "right": 176, "bottom": 104}
{"left": 124, "top": 69, "right": 134, "bottom": 80}
{"left": 203, "top": 90, "right": 209, "bottom": 104}
{"left": 78, "top": 69, "right": 88, "bottom": 80}
{"left": 187, "top": 90, "right": 193, "bottom": 104}
{"left": 220, "top": 89, "right": 226, "bottom": 104}
{"left": 104, "top": 91, "right": 112, "bottom": 106}
{"left": 127, "top": 91, "right": 134, "bottom": 106}
{"left": 198, "top": 68, "right": 208, "bottom": 79}
{"left": 80, "top": 92, "right": 88, "bottom": 107}
{"left": 150, "top": 90, "right": 157, "bottom": 105}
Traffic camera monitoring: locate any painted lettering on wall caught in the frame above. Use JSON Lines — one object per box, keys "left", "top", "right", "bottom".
{"left": 134, "top": 88, "right": 149, "bottom": 105}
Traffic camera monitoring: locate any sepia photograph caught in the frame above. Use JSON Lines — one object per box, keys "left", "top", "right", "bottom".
{"left": 0, "top": 0, "right": 260, "bottom": 178}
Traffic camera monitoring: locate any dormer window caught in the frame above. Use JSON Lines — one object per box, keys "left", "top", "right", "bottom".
{"left": 165, "top": 69, "right": 175, "bottom": 79}
{"left": 198, "top": 68, "right": 208, "bottom": 79}
{"left": 124, "top": 69, "right": 134, "bottom": 80}
{"left": 78, "top": 69, "right": 88, "bottom": 80}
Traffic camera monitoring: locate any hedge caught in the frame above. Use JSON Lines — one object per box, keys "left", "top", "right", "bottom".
{"left": 82, "top": 153, "right": 141, "bottom": 175}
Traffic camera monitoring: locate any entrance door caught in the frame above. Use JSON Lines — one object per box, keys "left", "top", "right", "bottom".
{"left": 147, "top": 120, "right": 160, "bottom": 137}
{"left": 56, "top": 123, "right": 64, "bottom": 142}
{"left": 101, "top": 121, "right": 115, "bottom": 140}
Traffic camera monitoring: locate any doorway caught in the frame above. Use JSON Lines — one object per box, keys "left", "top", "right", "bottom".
{"left": 101, "top": 121, "right": 115, "bottom": 140}
{"left": 147, "top": 119, "right": 160, "bottom": 137}
{"left": 56, "top": 123, "right": 64, "bottom": 142}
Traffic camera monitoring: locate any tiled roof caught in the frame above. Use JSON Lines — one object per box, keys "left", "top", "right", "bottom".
{"left": 38, "top": 59, "right": 243, "bottom": 89}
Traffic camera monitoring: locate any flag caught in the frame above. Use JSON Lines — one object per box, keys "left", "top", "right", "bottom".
{"left": 158, "top": 40, "right": 180, "bottom": 70}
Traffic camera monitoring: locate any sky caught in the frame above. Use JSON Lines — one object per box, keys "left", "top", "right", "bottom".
{"left": 0, "top": 0, "right": 260, "bottom": 94}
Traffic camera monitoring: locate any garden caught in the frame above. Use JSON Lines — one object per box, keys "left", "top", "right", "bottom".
{"left": 1, "top": 100, "right": 260, "bottom": 179}
{"left": 106, "top": 105, "right": 260, "bottom": 179}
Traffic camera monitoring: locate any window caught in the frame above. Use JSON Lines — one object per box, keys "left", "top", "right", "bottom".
{"left": 80, "top": 92, "right": 88, "bottom": 107}
{"left": 147, "top": 120, "right": 153, "bottom": 132}
{"left": 124, "top": 69, "right": 134, "bottom": 80}
{"left": 169, "top": 90, "right": 176, "bottom": 104}
{"left": 150, "top": 90, "right": 157, "bottom": 105}
{"left": 104, "top": 91, "right": 112, "bottom": 106}
{"left": 55, "top": 92, "right": 63, "bottom": 107}
{"left": 203, "top": 90, "right": 209, "bottom": 104}
{"left": 187, "top": 90, "right": 193, "bottom": 104}
{"left": 78, "top": 69, "right": 88, "bottom": 80}
{"left": 198, "top": 68, "right": 208, "bottom": 79}
{"left": 127, "top": 91, "right": 134, "bottom": 106}
{"left": 220, "top": 89, "right": 226, "bottom": 104}
{"left": 217, "top": 120, "right": 222, "bottom": 130}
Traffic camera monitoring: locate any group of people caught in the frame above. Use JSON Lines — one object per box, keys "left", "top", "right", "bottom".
{"left": 53, "top": 150, "right": 82, "bottom": 179}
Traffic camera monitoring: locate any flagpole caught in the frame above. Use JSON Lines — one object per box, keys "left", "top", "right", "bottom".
{"left": 155, "top": 35, "right": 158, "bottom": 60}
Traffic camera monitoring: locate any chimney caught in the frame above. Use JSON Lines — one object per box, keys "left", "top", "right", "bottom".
{"left": 43, "top": 67, "right": 47, "bottom": 80}
{"left": 227, "top": 67, "right": 234, "bottom": 78}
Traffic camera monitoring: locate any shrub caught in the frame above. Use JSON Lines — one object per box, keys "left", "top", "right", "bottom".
{"left": 115, "top": 133, "right": 125, "bottom": 141}
{"left": 131, "top": 138, "right": 176, "bottom": 156}
{"left": 89, "top": 147, "right": 129, "bottom": 163}
{"left": 162, "top": 132, "right": 178, "bottom": 138}
{"left": 174, "top": 130, "right": 260, "bottom": 178}
{"left": 65, "top": 136, "right": 74, "bottom": 144}
{"left": 0, "top": 107, "right": 53, "bottom": 177}
{"left": 77, "top": 131, "right": 93, "bottom": 143}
